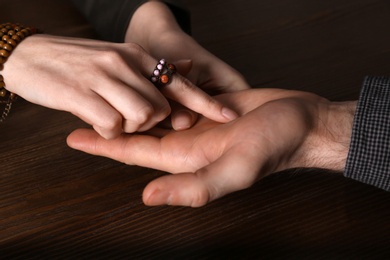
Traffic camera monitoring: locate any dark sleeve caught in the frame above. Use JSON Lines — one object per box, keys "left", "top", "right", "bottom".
{"left": 344, "top": 76, "right": 390, "bottom": 191}
{"left": 71, "top": 0, "right": 190, "bottom": 42}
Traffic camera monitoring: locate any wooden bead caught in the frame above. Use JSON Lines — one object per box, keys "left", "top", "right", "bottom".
{"left": 11, "top": 35, "right": 21, "bottom": 43}
{"left": 2, "top": 35, "right": 10, "bottom": 42}
{"left": 0, "top": 49, "right": 10, "bottom": 58}
{"left": 0, "top": 23, "right": 38, "bottom": 119}
{"left": 7, "top": 39, "right": 16, "bottom": 47}
{"left": 10, "top": 92, "right": 17, "bottom": 101}
{"left": 20, "top": 29, "right": 30, "bottom": 36}
{"left": 2, "top": 43, "right": 13, "bottom": 52}
{"left": 0, "top": 88, "right": 7, "bottom": 97}
{"left": 16, "top": 32, "right": 25, "bottom": 39}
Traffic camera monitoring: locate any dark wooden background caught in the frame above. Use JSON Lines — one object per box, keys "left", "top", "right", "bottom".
{"left": 1, "top": 0, "right": 389, "bottom": 258}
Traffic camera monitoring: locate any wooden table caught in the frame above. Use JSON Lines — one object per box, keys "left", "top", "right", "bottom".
{"left": 1, "top": 0, "right": 389, "bottom": 258}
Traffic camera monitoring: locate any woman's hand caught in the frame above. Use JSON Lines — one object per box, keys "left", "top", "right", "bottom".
{"left": 126, "top": 1, "right": 250, "bottom": 129}
{"left": 67, "top": 88, "right": 356, "bottom": 207}
{"left": 2, "top": 34, "right": 238, "bottom": 139}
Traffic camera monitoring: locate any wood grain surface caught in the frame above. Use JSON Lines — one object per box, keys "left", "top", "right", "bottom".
{"left": 1, "top": 0, "right": 389, "bottom": 258}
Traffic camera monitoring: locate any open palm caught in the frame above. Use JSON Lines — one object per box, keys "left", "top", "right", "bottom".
{"left": 67, "top": 88, "right": 329, "bottom": 207}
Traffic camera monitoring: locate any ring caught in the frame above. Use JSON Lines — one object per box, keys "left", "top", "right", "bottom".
{"left": 150, "top": 59, "right": 176, "bottom": 88}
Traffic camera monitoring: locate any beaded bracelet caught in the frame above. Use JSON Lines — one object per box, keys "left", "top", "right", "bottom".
{"left": 0, "top": 23, "right": 37, "bottom": 123}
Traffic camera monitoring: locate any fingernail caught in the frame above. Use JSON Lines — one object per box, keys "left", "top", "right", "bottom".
{"left": 147, "top": 189, "right": 173, "bottom": 206}
{"left": 222, "top": 107, "right": 239, "bottom": 121}
{"left": 173, "top": 110, "right": 194, "bottom": 130}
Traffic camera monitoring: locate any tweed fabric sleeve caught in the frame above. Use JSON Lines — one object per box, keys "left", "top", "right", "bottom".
{"left": 344, "top": 76, "right": 390, "bottom": 191}
{"left": 71, "top": 0, "right": 190, "bottom": 42}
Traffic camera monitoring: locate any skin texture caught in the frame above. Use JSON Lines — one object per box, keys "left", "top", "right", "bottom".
{"left": 2, "top": 35, "right": 238, "bottom": 139}
{"left": 2, "top": 1, "right": 245, "bottom": 139}
{"left": 67, "top": 88, "right": 357, "bottom": 207}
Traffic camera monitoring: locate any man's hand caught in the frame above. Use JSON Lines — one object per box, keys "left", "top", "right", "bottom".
{"left": 67, "top": 89, "right": 356, "bottom": 207}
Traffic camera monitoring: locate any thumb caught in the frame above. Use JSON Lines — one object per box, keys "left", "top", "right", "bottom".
{"left": 143, "top": 145, "right": 262, "bottom": 207}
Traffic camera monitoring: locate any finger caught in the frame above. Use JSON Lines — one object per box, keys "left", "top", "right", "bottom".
{"left": 69, "top": 92, "right": 123, "bottom": 139}
{"left": 148, "top": 59, "right": 195, "bottom": 131}
{"left": 93, "top": 78, "right": 170, "bottom": 133}
{"left": 67, "top": 128, "right": 167, "bottom": 169}
{"left": 171, "top": 109, "right": 198, "bottom": 130}
{"left": 97, "top": 52, "right": 172, "bottom": 132}
{"left": 94, "top": 45, "right": 172, "bottom": 132}
{"left": 161, "top": 73, "right": 239, "bottom": 123}
{"left": 120, "top": 48, "right": 238, "bottom": 124}
{"left": 170, "top": 102, "right": 199, "bottom": 130}
{"left": 143, "top": 145, "right": 261, "bottom": 207}
{"left": 134, "top": 52, "right": 238, "bottom": 123}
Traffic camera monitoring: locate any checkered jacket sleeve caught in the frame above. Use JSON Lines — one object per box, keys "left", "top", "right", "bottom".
{"left": 344, "top": 76, "right": 390, "bottom": 191}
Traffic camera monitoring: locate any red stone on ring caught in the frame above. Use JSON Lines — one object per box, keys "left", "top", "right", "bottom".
{"left": 168, "top": 63, "right": 176, "bottom": 71}
{"left": 160, "top": 74, "right": 170, "bottom": 84}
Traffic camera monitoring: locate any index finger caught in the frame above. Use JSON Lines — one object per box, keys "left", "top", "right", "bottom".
{"left": 161, "top": 72, "right": 238, "bottom": 123}
{"left": 66, "top": 128, "right": 168, "bottom": 170}
{"left": 141, "top": 57, "right": 238, "bottom": 123}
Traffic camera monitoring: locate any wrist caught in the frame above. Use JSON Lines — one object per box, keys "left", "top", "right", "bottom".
{"left": 303, "top": 100, "right": 357, "bottom": 171}
{"left": 125, "top": 1, "right": 182, "bottom": 53}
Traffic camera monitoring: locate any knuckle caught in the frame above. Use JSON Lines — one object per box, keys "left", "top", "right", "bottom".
{"left": 124, "top": 43, "right": 147, "bottom": 61}
{"left": 155, "top": 103, "right": 171, "bottom": 121}
{"left": 176, "top": 75, "right": 198, "bottom": 93}
{"left": 99, "top": 48, "right": 124, "bottom": 67}
{"left": 190, "top": 170, "right": 213, "bottom": 207}
{"left": 175, "top": 76, "right": 221, "bottom": 109}
{"left": 93, "top": 113, "right": 122, "bottom": 139}
{"left": 190, "top": 189, "right": 210, "bottom": 208}
{"left": 102, "top": 113, "right": 122, "bottom": 131}
{"left": 134, "top": 104, "right": 154, "bottom": 124}
{"left": 126, "top": 42, "right": 145, "bottom": 53}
